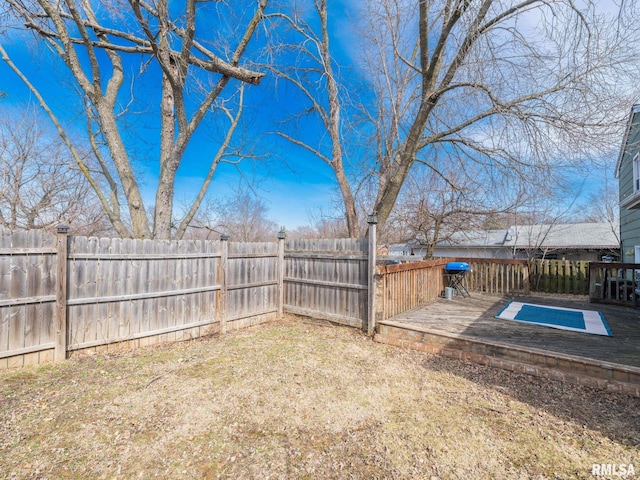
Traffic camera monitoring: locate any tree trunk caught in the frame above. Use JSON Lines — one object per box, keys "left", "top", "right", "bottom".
{"left": 334, "top": 162, "right": 359, "bottom": 237}
{"left": 96, "top": 101, "right": 151, "bottom": 238}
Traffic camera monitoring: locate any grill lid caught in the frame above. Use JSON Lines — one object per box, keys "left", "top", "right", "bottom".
{"left": 445, "top": 262, "right": 470, "bottom": 272}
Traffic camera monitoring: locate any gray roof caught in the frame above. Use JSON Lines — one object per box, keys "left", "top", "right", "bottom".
{"left": 437, "top": 223, "right": 619, "bottom": 250}
{"left": 442, "top": 229, "right": 510, "bottom": 247}
{"left": 507, "top": 223, "right": 619, "bottom": 249}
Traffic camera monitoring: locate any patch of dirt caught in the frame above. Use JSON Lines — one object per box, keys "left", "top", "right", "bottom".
{"left": 1, "top": 316, "right": 638, "bottom": 479}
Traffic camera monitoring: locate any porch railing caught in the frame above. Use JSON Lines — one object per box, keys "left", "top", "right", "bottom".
{"left": 376, "top": 258, "right": 640, "bottom": 323}
{"left": 376, "top": 259, "right": 448, "bottom": 321}
{"left": 589, "top": 262, "right": 639, "bottom": 307}
{"left": 375, "top": 257, "right": 529, "bottom": 322}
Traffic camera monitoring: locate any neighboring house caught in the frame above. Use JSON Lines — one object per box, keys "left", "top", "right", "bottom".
{"left": 615, "top": 104, "right": 640, "bottom": 263}
{"left": 392, "top": 223, "right": 620, "bottom": 261}
{"left": 433, "top": 229, "right": 513, "bottom": 259}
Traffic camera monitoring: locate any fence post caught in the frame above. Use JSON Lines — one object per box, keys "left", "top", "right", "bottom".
{"left": 277, "top": 229, "right": 286, "bottom": 318}
{"left": 219, "top": 234, "right": 229, "bottom": 334}
{"left": 54, "top": 225, "right": 69, "bottom": 361}
{"left": 367, "top": 214, "right": 378, "bottom": 336}
{"left": 523, "top": 260, "right": 531, "bottom": 294}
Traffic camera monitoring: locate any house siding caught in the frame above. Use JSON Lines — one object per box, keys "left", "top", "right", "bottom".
{"left": 619, "top": 111, "right": 640, "bottom": 262}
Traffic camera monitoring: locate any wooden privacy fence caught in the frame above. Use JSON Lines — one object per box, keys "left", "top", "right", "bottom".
{"left": 0, "top": 224, "right": 378, "bottom": 369}
{"left": 530, "top": 259, "right": 589, "bottom": 295}
{"left": 0, "top": 229, "right": 278, "bottom": 368}
{"left": 66, "top": 235, "right": 284, "bottom": 355}
{"left": 457, "top": 258, "right": 530, "bottom": 295}
{"left": 0, "top": 229, "right": 57, "bottom": 369}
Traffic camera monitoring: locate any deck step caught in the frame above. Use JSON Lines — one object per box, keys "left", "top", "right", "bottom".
{"left": 375, "top": 321, "right": 640, "bottom": 397}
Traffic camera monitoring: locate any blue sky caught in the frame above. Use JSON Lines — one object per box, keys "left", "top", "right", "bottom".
{"left": 0, "top": 11, "right": 344, "bottom": 231}
{"left": 0, "top": 0, "right": 628, "bottom": 233}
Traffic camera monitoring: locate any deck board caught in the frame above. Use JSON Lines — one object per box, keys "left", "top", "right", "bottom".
{"left": 382, "top": 293, "right": 640, "bottom": 368}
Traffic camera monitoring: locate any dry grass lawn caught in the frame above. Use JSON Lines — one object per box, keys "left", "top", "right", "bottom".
{"left": 1, "top": 316, "right": 639, "bottom": 479}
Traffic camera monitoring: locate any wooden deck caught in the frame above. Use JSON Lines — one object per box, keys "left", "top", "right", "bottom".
{"left": 375, "top": 293, "right": 640, "bottom": 396}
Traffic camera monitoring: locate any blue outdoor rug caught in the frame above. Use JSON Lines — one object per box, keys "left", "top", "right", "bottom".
{"left": 496, "top": 301, "right": 613, "bottom": 336}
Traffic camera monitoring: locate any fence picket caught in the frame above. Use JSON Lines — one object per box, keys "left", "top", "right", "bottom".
{"left": 7, "top": 232, "right": 26, "bottom": 367}
{"left": 23, "top": 232, "right": 40, "bottom": 366}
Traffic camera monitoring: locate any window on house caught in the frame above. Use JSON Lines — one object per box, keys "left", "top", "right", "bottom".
{"left": 634, "top": 153, "right": 640, "bottom": 192}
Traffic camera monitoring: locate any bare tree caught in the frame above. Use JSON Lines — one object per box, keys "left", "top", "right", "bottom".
{"left": 507, "top": 175, "right": 585, "bottom": 262}
{"left": 287, "top": 214, "right": 348, "bottom": 239}
{"left": 1, "top": 0, "right": 268, "bottom": 239}
{"left": 185, "top": 191, "right": 278, "bottom": 242}
{"left": 361, "top": 0, "right": 638, "bottom": 231}
{"left": 388, "top": 165, "right": 519, "bottom": 257}
{"left": 267, "top": 0, "right": 640, "bottom": 237}
{"left": 0, "top": 108, "right": 111, "bottom": 235}
{"left": 264, "top": 0, "right": 359, "bottom": 237}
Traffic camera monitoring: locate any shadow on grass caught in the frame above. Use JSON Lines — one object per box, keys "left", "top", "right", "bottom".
{"left": 421, "top": 349, "right": 640, "bottom": 447}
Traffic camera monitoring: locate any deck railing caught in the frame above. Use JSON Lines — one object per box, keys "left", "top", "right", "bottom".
{"left": 376, "top": 258, "right": 640, "bottom": 323}
{"left": 376, "top": 257, "right": 532, "bottom": 321}
{"left": 589, "top": 262, "right": 639, "bottom": 307}
{"left": 376, "top": 259, "right": 448, "bottom": 321}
